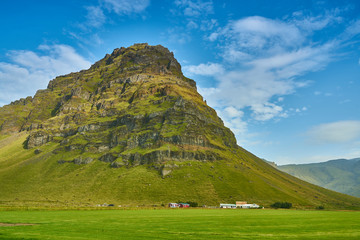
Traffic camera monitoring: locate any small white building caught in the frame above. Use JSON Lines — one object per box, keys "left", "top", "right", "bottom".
{"left": 169, "top": 203, "right": 179, "bottom": 208}
{"left": 220, "top": 203, "right": 237, "bottom": 209}
{"left": 239, "top": 204, "right": 260, "bottom": 209}
{"left": 236, "top": 201, "right": 247, "bottom": 207}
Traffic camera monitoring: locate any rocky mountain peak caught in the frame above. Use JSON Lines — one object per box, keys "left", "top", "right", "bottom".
{"left": 0, "top": 43, "right": 237, "bottom": 171}
{"left": 1, "top": 44, "right": 360, "bottom": 209}
{"left": 90, "top": 43, "right": 183, "bottom": 78}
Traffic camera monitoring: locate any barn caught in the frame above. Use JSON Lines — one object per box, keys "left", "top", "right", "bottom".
{"left": 220, "top": 203, "right": 237, "bottom": 209}
{"left": 179, "top": 203, "right": 190, "bottom": 208}
{"left": 236, "top": 201, "right": 247, "bottom": 207}
{"left": 169, "top": 203, "right": 179, "bottom": 208}
{"left": 239, "top": 204, "right": 260, "bottom": 209}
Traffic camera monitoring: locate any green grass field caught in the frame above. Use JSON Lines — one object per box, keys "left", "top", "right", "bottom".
{"left": 0, "top": 209, "right": 359, "bottom": 239}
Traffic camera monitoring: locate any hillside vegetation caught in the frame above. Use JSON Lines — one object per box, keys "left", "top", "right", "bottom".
{"left": 279, "top": 158, "right": 360, "bottom": 197}
{"left": 0, "top": 43, "right": 359, "bottom": 209}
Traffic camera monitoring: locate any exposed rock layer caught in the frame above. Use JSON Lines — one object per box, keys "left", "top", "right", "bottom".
{"left": 1, "top": 44, "right": 360, "bottom": 209}
{"left": 0, "top": 43, "right": 237, "bottom": 170}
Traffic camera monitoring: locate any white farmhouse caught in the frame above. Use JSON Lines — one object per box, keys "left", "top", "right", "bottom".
{"left": 236, "top": 201, "right": 260, "bottom": 208}
{"left": 220, "top": 203, "right": 237, "bottom": 209}
{"left": 239, "top": 204, "right": 260, "bottom": 209}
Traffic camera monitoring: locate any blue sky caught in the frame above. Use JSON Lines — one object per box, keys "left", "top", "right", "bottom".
{"left": 1, "top": 0, "right": 360, "bottom": 164}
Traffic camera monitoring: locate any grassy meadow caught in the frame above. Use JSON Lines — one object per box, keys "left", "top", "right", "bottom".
{"left": 0, "top": 209, "right": 359, "bottom": 239}
{"left": 1, "top": 133, "right": 360, "bottom": 210}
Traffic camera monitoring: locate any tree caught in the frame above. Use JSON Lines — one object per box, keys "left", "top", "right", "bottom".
{"left": 271, "top": 202, "right": 292, "bottom": 209}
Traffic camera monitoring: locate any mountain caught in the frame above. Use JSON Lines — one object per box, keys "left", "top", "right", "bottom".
{"left": 279, "top": 158, "right": 360, "bottom": 198}
{"left": 0, "top": 43, "right": 359, "bottom": 209}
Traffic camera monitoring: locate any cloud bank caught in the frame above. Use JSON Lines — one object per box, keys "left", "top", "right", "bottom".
{"left": 0, "top": 45, "right": 91, "bottom": 106}
{"left": 307, "top": 121, "right": 360, "bottom": 144}
{"left": 69, "top": 0, "right": 151, "bottom": 46}
{"left": 183, "top": 62, "right": 224, "bottom": 76}
{"left": 185, "top": 10, "right": 353, "bottom": 143}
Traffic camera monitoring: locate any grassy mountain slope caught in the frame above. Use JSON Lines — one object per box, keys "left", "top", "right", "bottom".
{"left": 279, "top": 158, "right": 360, "bottom": 198}
{"left": 1, "top": 132, "right": 359, "bottom": 209}
{"left": 0, "top": 43, "right": 359, "bottom": 209}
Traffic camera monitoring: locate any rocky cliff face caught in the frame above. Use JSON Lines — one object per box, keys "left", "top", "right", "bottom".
{"left": 0, "top": 43, "right": 237, "bottom": 172}
{"left": 1, "top": 44, "right": 360, "bottom": 209}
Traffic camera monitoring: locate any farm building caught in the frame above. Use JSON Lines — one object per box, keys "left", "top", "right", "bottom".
{"left": 236, "top": 201, "right": 247, "bottom": 207}
{"left": 220, "top": 202, "right": 260, "bottom": 209}
{"left": 179, "top": 203, "right": 190, "bottom": 208}
{"left": 235, "top": 201, "right": 260, "bottom": 208}
{"left": 239, "top": 204, "right": 260, "bottom": 209}
{"left": 169, "top": 203, "right": 179, "bottom": 208}
{"left": 169, "top": 203, "right": 190, "bottom": 208}
{"left": 220, "top": 203, "right": 237, "bottom": 209}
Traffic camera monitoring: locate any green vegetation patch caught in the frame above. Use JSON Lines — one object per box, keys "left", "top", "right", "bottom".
{"left": 0, "top": 209, "right": 359, "bottom": 240}
{"left": 0, "top": 135, "right": 10, "bottom": 141}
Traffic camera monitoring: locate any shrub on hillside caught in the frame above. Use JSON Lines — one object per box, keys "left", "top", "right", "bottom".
{"left": 187, "top": 201, "right": 198, "bottom": 207}
{"left": 271, "top": 202, "right": 292, "bottom": 209}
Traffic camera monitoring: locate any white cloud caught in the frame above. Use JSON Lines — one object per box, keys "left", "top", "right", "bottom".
{"left": 221, "top": 48, "right": 250, "bottom": 62}
{"left": 249, "top": 44, "right": 333, "bottom": 75}
{"left": 201, "top": 13, "right": 341, "bottom": 127}
{"left": 216, "top": 107, "right": 247, "bottom": 143}
{"left": 186, "top": 20, "right": 198, "bottom": 29}
{"left": 222, "top": 117, "right": 247, "bottom": 139}
{"left": 212, "top": 15, "right": 340, "bottom": 66}
{"left": 307, "top": 121, "right": 360, "bottom": 144}
{"left": 231, "top": 16, "right": 303, "bottom": 48}
{"left": 69, "top": 0, "right": 150, "bottom": 46}
{"left": 166, "top": 27, "right": 192, "bottom": 44}
{"left": 291, "top": 10, "right": 342, "bottom": 32}
{"left": 339, "top": 99, "right": 351, "bottom": 104}
{"left": 313, "top": 91, "right": 333, "bottom": 97}
{"left": 175, "top": 0, "right": 213, "bottom": 17}
{"left": 102, "top": 0, "right": 150, "bottom": 15}
{"left": 251, "top": 103, "right": 286, "bottom": 121}
{"left": 68, "top": 31, "right": 104, "bottom": 46}
{"left": 205, "top": 68, "right": 299, "bottom": 117}
{"left": 223, "top": 106, "right": 243, "bottom": 118}
{"left": 85, "top": 6, "right": 106, "bottom": 28}
{"left": 8, "top": 45, "right": 90, "bottom": 73}
{"left": 183, "top": 62, "right": 224, "bottom": 76}
{"left": 167, "top": 1, "right": 215, "bottom": 46}
{"left": 194, "top": 12, "right": 348, "bottom": 144}
{"left": 208, "top": 32, "right": 218, "bottom": 41}
{"left": 200, "top": 19, "right": 218, "bottom": 31}
{"left": 197, "top": 86, "right": 219, "bottom": 98}
{"left": 344, "top": 19, "right": 360, "bottom": 36}
{"left": 198, "top": 87, "right": 248, "bottom": 142}
{"left": 215, "top": 16, "right": 303, "bottom": 57}
{"left": 0, "top": 45, "right": 91, "bottom": 106}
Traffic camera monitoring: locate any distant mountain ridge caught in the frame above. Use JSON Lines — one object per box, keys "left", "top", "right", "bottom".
{"left": 279, "top": 158, "right": 360, "bottom": 197}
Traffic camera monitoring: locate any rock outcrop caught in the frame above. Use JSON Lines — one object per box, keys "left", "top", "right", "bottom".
{"left": 1, "top": 44, "right": 360, "bottom": 209}
{"left": 0, "top": 43, "right": 237, "bottom": 171}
